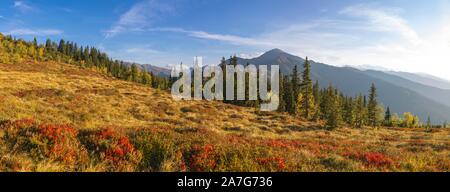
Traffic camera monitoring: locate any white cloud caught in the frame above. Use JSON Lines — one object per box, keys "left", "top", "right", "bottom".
{"left": 238, "top": 52, "right": 264, "bottom": 59}
{"left": 104, "top": 3, "right": 450, "bottom": 80}
{"left": 126, "top": 47, "right": 161, "bottom": 54}
{"left": 105, "top": 0, "right": 173, "bottom": 38}
{"left": 149, "top": 27, "right": 278, "bottom": 47}
{"left": 339, "top": 4, "right": 422, "bottom": 45}
{"left": 13, "top": 1, "right": 34, "bottom": 13}
{"left": 3, "top": 28, "right": 63, "bottom": 36}
{"left": 174, "top": 4, "right": 448, "bottom": 80}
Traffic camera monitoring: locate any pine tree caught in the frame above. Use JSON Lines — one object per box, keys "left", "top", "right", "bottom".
{"left": 140, "top": 71, "right": 152, "bottom": 85}
{"left": 130, "top": 64, "right": 139, "bottom": 82}
{"left": 353, "top": 94, "right": 366, "bottom": 128}
{"left": 283, "top": 75, "right": 295, "bottom": 114}
{"left": 325, "top": 85, "right": 341, "bottom": 130}
{"left": 426, "top": 115, "right": 432, "bottom": 129}
{"left": 312, "top": 80, "right": 321, "bottom": 121}
{"left": 290, "top": 65, "right": 300, "bottom": 114}
{"left": 343, "top": 96, "right": 355, "bottom": 125}
{"left": 384, "top": 106, "right": 392, "bottom": 126}
{"left": 368, "top": 83, "right": 378, "bottom": 127}
{"left": 298, "top": 57, "right": 315, "bottom": 120}
{"left": 278, "top": 74, "right": 286, "bottom": 112}
{"left": 33, "top": 37, "right": 38, "bottom": 48}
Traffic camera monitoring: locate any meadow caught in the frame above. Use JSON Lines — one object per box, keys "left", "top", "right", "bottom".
{"left": 0, "top": 61, "right": 449, "bottom": 172}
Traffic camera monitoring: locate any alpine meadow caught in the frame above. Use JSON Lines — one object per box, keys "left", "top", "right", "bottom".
{"left": 0, "top": 0, "right": 449, "bottom": 174}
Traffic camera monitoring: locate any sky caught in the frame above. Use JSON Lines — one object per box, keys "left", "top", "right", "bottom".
{"left": 1, "top": 0, "right": 450, "bottom": 80}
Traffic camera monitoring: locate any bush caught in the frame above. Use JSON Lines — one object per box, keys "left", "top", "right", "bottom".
{"left": 187, "top": 144, "right": 218, "bottom": 172}
{"left": 79, "top": 128, "right": 142, "bottom": 171}
{"left": 130, "top": 129, "right": 184, "bottom": 172}
{"left": 344, "top": 152, "right": 394, "bottom": 168}
{"left": 1, "top": 119, "right": 88, "bottom": 169}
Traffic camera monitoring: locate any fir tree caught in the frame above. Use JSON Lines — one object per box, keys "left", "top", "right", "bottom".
{"left": 384, "top": 106, "right": 392, "bottom": 126}
{"left": 298, "top": 57, "right": 315, "bottom": 120}
{"left": 368, "top": 83, "right": 378, "bottom": 127}
{"left": 290, "top": 65, "right": 300, "bottom": 114}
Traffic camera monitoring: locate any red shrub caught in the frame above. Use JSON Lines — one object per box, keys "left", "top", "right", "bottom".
{"left": 38, "top": 124, "right": 83, "bottom": 164}
{"left": 256, "top": 157, "right": 286, "bottom": 171}
{"left": 12, "top": 118, "right": 35, "bottom": 129}
{"left": 1, "top": 119, "right": 88, "bottom": 167}
{"left": 82, "top": 128, "right": 142, "bottom": 171}
{"left": 345, "top": 152, "right": 394, "bottom": 168}
{"left": 176, "top": 151, "right": 187, "bottom": 172}
{"left": 188, "top": 144, "right": 217, "bottom": 172}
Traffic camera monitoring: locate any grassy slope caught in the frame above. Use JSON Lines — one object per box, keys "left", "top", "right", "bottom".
{"left": 0, "top": 61, "right": 449, "bottom": 172}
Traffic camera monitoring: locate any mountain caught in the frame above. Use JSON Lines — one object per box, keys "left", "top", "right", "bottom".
{"left": 140, "top": 64, "right": 171, "bottom": 77}
{"left": 122, "top": 62, "right": 171, "bottom": 77}
{"left": 362, "top": 70, "right": 450, "bottom": 108}
{"left": 2, "top": 60, "right": 448, "bottom": 172}
{"left": 232, "top": 49, "right": 450, "bottom": 123}
{"left": 385, "top": 71, "right": 450, "bottom": 90}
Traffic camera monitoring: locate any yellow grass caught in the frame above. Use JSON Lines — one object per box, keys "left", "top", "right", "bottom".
{"left": 0, "top": 61, "right": 449, "bottom": 172}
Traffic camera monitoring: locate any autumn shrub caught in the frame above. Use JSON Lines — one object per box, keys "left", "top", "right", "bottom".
{"left": 344, "top": 151, "right": 394, "bottom": 169}
{"left": 0, "top": 119, "right": 88, "bottom": 169}
{"left": 130, "top": 128, "right": 185, "bottom": 172}
{"left": 256, "top": 157, "right": 286, "bottom": 171}
{"left": 186, "top": 144, "right": 219, "bottom": 172}
{"left": 79, "top": 128, "right": 142, "bottom": 171}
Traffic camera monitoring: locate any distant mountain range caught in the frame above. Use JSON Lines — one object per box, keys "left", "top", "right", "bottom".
{"left": 233, "top": 49, "right": 450, "bottom": 123}
{"left": 127, "top": 49, "right": 450, "bottom": 123}
{"left": 385, "top": 71, "right": 450, "bottom": 90}
{"left": 122, "top": 62, "right": 171, "bottom": 77}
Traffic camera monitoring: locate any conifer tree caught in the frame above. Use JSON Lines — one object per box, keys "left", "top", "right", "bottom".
{"left": 278, "top": 74, "right": 286, "bottom": 112}
{"left": 290, "top": 65, "right": 300, "bottom": 114}
{"left": 384, "top": 106, "right": 392, "bottom": 126}
{"left": 130, "top": 64, "right": 140, "bottom": 82}
{"left": 298, "top": 57, "right": 315, "bottom": 120}
{"left": 325, "top": 85, "right": 341, "bottom": 129}
{"left": 312, "top": 80, "right": 321, "bottom": 121}
{"left": 368, "top": 83, "right": 378, "bottom": 127}
{"left": 353, "top": 94, "right": 366, "bottom": 128}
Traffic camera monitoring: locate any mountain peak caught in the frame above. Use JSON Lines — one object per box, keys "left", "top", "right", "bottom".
{"left": 253, "top": 48, "right": 304, "bottom": 65}
{"left": 266, "top": 48, "right": 286, "bottom": 54}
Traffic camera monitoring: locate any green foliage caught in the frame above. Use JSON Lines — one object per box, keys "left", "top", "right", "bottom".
{"left": 297, "top": 58, "right": 315, "bottom": 120}
{"left": 368, "top": 83, "right": 378, "bottom": 127}
{"left": 0, "top": 33, "right": 170, "bottom": 90}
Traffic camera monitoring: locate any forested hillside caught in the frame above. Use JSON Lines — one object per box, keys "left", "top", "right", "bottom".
{"left": 232, "top": 49, "right": 450, "bottom": 124}
{"left": 0, "top": 34, "right": 449, "bottom": 172}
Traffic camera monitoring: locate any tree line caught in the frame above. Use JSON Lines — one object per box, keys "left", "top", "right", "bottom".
{"left": 219, "top": 56, "right": 443, "bottom": 129}
{"left": 1, "top": 33, "right": 446, "bottom": 129}
{"left": 0, "top": 33, "right": 170, "bottom": 90}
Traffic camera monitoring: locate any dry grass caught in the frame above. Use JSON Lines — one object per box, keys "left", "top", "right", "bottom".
{"left": 0, "top": 61, "right": 449, "bottom": 172}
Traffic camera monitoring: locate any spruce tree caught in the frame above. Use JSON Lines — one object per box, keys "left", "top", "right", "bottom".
{"left": 290, "top": 65, "right": 300, "bottom": 114}
{"left": 298, "top": 57, "right": 315, "bottom": 120}
{"left": 312, "top": 80, "right": 320, "bottom": 121}
{"left": 384, "top": 106, "right": 392, "bottom": 126}
{"left": 130, "top": 64, "right": 139, "bottom": 82}
{"left": 368, "top": 83, "right": 378, "bottom": 127}
{"left": 353, "top": 94, "right": 366, "bottom": 128}
{"left": 278, "top": 74, "right": 286, "bottom": 112}
{"left": 325, "top": 85, "right": 340, "bottom": 129}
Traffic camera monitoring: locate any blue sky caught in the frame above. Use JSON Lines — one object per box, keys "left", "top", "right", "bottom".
{"left": 1, "top": 0, "right": 450, "bottom": 80}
